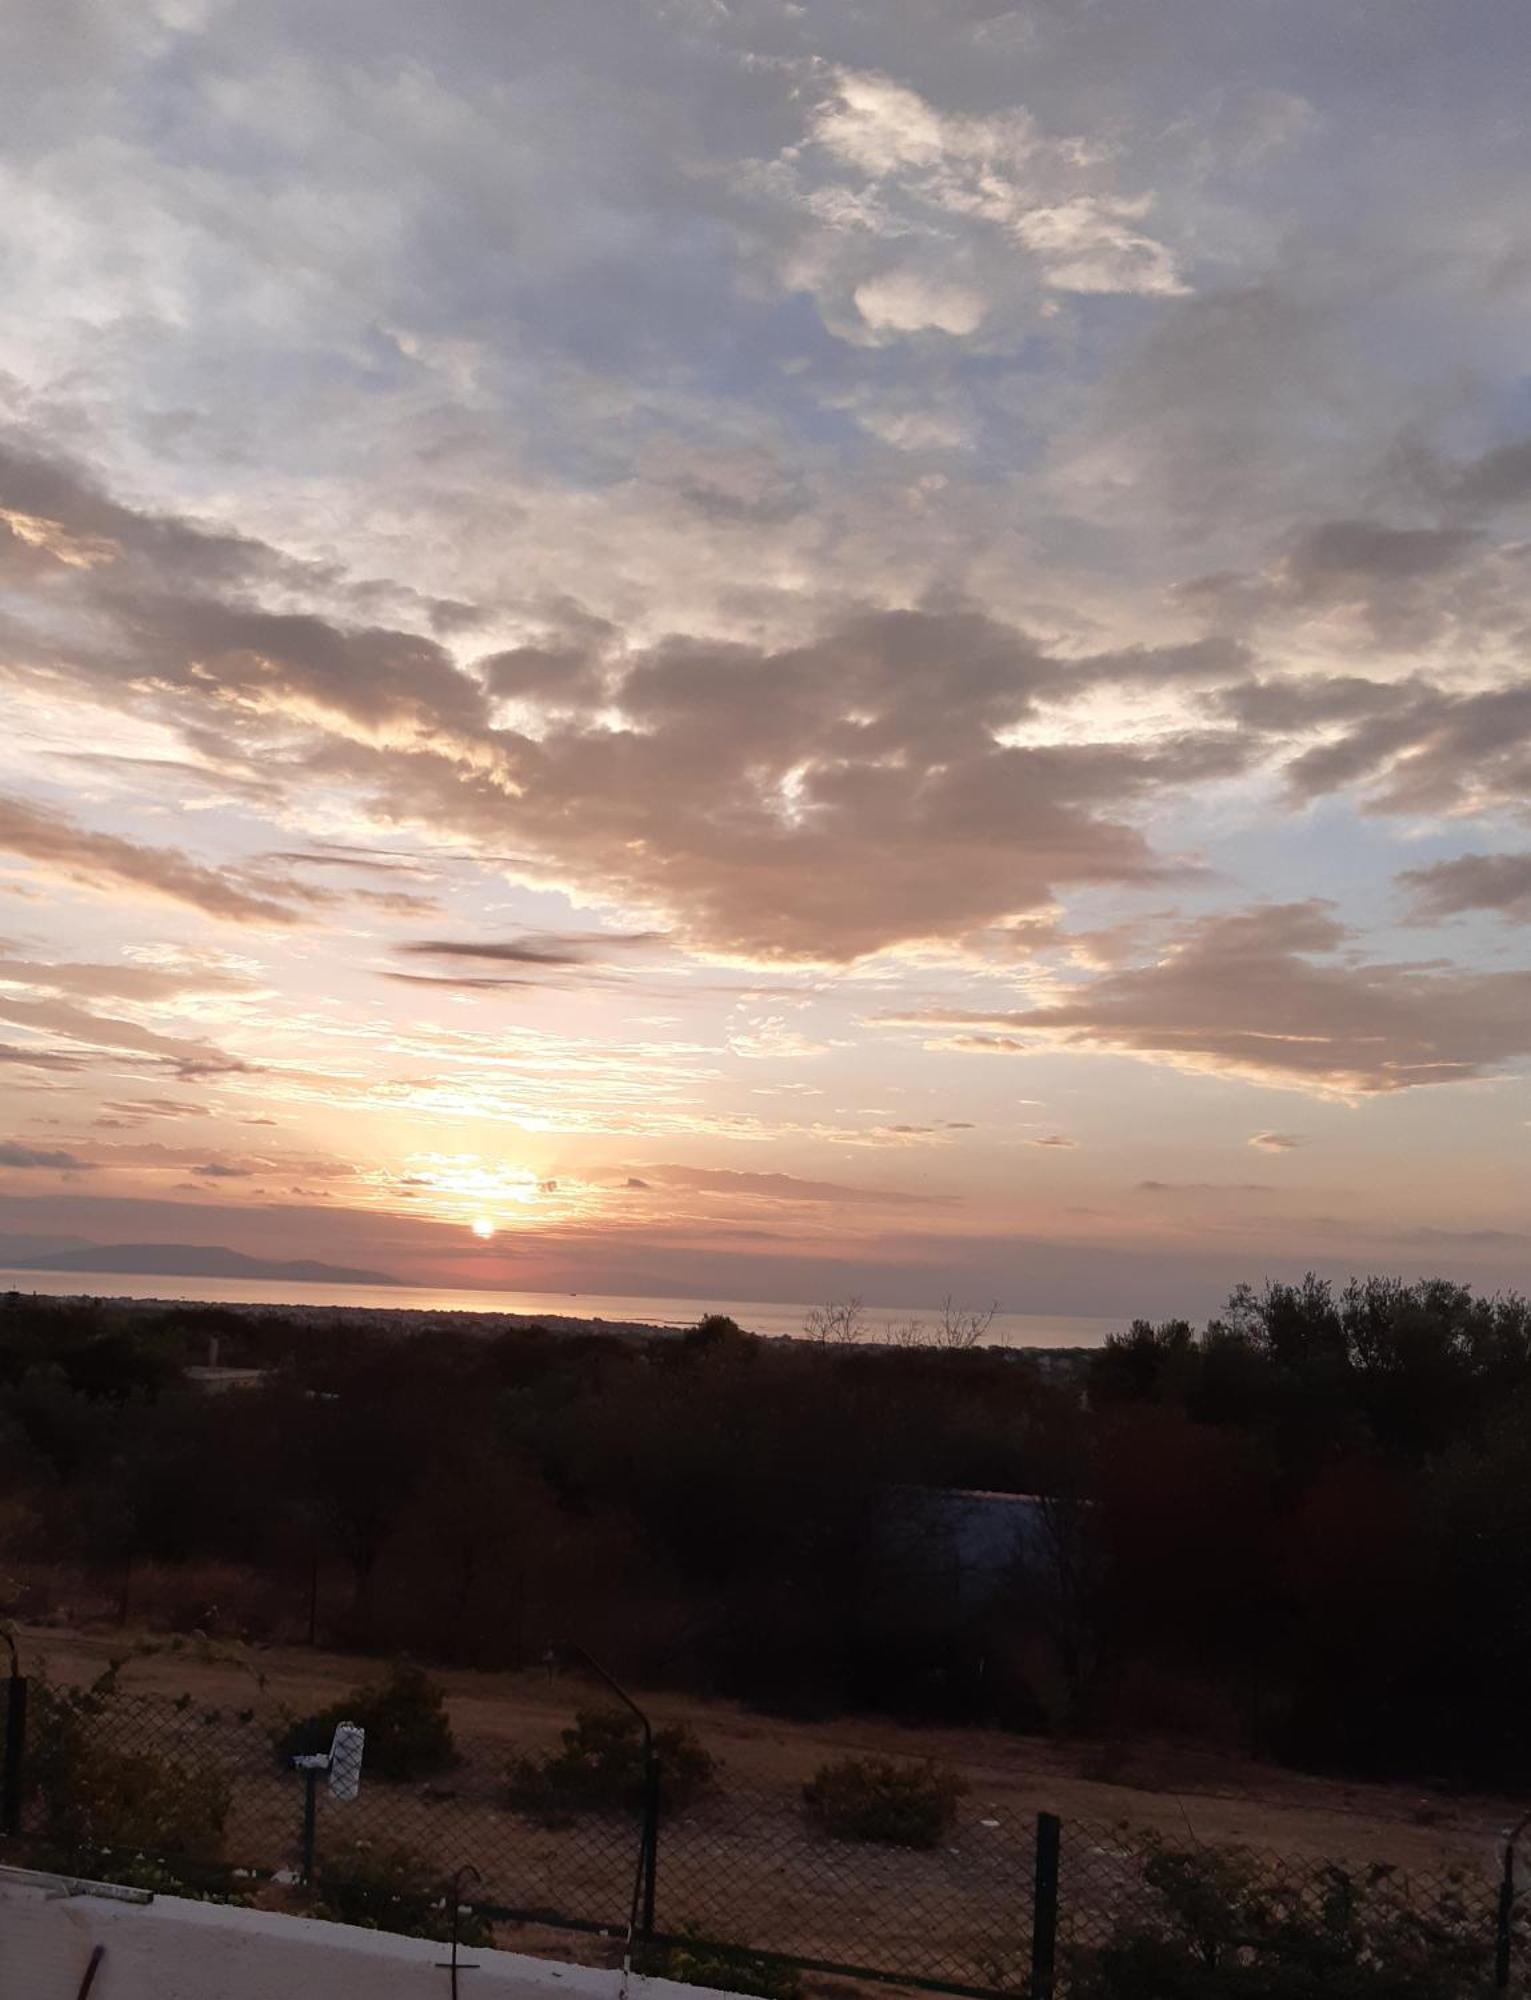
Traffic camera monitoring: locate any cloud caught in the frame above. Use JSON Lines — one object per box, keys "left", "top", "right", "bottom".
{"left": 764, "top": 65, "right": 1186, "bottom": 347}
{"left": 0, "top": 432, "right": 1255, "bottom": 962}
{"left": 1030, "top": 1134, "right": 1077, "bottom": 1147}
{"left": 1283, "top": 520, "right": 1479, "bottom": 593}
{"left": 1249, "top": 1131, "right": 1305, "bottom": 1151}
{"left": 0, "top": 794, "right": 301, "bottom": 925}
{"left": 364, "top": 607, "right": 1241, "bottom": 961}
{"left": 104, "top": 1098, "right": 207, "bottom": 1120}
{"left": 1137, "top": 1179, "right": 1276, "bottom": 1194}
{"left": 0, "top": 1043, "right": 87, "bottom": 1071}
{"left": 853, "top": 271, "right": 986, "bottom": 336}
{"left": 0, "top": 990, "right": 236, "bottom": 1071}
{"left": 398, "top": 931, "right": 666, "bottom": 967}
{"left": 1210, "top": 672, "right": 1531, "bottom": 820}
{"left": 0, "top": 954, "right": 251, "bottom": 1003}
{"left": 635, "top": 1164, "right": 951, "bottom": 1207}
{"left": 897, "top": 901, "right": 1531, "bottom": 1095}
{"left": 0, "top": 1142, "right": 90, "bottom": 1170}
{"left": 1399, "top": 853, "right": 1531, "bottom": 923}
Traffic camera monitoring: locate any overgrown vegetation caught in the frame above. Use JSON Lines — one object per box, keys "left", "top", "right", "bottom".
{"left": 640, "top": 1926, "right": 802, "bottom": 1999}
{"left": 802, "top": 1757, "right": 965, "bottom": 1848}
{"left": 22, "top": 1668, "right": 234, "bottom": 1887}
{"left": 312, "top": 1837, "right": 492, "bottom": 1944}
{"left": 273, "top": 1662, "right": 456, "bottom": 1781}
{"left": 507, "top": 1706, "right": 715, "bottom": 1820}
{"left": 1069, "top": 1838, "right": 1493, "bottom": 1999}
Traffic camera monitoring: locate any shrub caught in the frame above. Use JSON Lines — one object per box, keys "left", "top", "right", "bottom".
{"left": 271, "top": 1662, "right": 455, "bottom": 1782}
{"left": 802, "top": 1756, "right": 965, "bottom": 1849}
{"left": 312, "top": 1837, "right": 492, "bottom": 1945}
{"left": 507, "top": 1706, "right": 715, "bottom": 1821}
{"left": 24, "top": 1672, "right": 233, "bottom": 1878}
{"left": 1068, "top": 1839, "right": 1493, "bottom": 1999}
{"left": 640, "top": 1926, "right": 800, "bottom": 2000}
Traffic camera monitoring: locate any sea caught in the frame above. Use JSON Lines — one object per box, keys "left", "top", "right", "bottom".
{"left": 0, "top": 1268, "right": 1119, "bottom": 1349}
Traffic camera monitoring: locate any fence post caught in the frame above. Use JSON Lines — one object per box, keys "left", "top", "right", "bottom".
{"left": 300, "top": 1767, "right": 319, "bottom": 1887}
{"left": 1031, "top": 1811, "right": 1060, "bottom": 2000}
{"left": 640, "top": 1751, "right": 660, "bottom": 1941}
{"left": 2, "top": 1670, "right": 25, "bottom": 1839}
{"left": 1497, "top": 1837, "right": 1516, "bottom": 1990}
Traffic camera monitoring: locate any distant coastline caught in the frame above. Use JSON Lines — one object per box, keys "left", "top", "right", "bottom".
{"left": 0, "top": 1267, "right": 1120, "bottom": 1351}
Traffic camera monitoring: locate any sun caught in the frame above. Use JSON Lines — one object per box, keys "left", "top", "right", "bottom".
{"left": 471, "top": 1217, "right": 496, "bottom": 1241}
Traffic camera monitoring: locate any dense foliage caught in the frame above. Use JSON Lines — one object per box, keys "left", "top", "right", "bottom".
{"left": 507, "top": 1705, "right": 715, "bottom": 1819}
{"left": 6, "top": 1274, "right": 1531, "bottom": 1786}
{"left": 1069, "top": 1838, "right": 1492, "bottom": 1999}
{"left": 22, "top": 1668, "right": 234, "bottom": 1885}
{"left": 272, "top": 1661, "right": 457, "bottom": 1781}
{"left": 640, "top": 1926, "right": 801, "bottom": 2000}
{"left": 802, "top": 1756, "right": 965, "bottom": 1848}
{"left": 312, "top": 1836, "right": 493, "bottom": 1944}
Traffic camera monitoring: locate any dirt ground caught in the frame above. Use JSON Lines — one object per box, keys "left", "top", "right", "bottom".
{"left": 14, "top": 1618, "right": 1519, "bottom": 1876}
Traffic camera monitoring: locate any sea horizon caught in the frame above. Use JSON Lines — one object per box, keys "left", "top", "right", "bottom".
{"left": 0, "top": 1267, "right": 1120, "bottom": 1349}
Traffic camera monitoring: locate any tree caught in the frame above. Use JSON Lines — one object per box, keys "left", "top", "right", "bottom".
{"left": 803, "top": 1297, "right": 867, "bottom": 1344}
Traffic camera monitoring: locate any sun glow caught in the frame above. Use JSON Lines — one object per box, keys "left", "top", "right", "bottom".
{"left": 471, "top": 1216, "right": 496, "bottom": 1240}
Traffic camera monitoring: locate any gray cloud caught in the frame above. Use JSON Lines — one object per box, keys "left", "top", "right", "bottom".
{"left": 0, "top": 954, "right": 251, "bottom": 1002}
{"left": 104, "top": 1098, "right": 207, "bottom": 1119}
{"left": 0, "top": 1142, "right": 90, "bottom": 1170}
{"left": 897, "top": 900, "right": 1531, "bottom": 1094}
{"left": 1283, "top": 520, "right": 1479, "bottom": 593}
{"left": 0, "top": 991, "right": 234, "bottom": 1071}
{"left": 399, "top": 931, "right": 667, "bottom": 967}
{"left": 1, "top": 430, "right": 1262, "bottom": 960}
{"left": 0, "top": 794, "right": 302, "bottom": 926}
{"left": 1399, "top": 853, "right": 1531, "bottom": 923}
{"left": 0, "top": 1044, "right": 87, "bottom": 1071}
{"left": 635, "top": 1164, "right": 953, "bottom": 1207}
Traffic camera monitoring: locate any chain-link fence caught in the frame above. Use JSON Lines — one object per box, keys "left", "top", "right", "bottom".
{"left": 2, "top": 1678, "right": 1524, "bottom": 1997}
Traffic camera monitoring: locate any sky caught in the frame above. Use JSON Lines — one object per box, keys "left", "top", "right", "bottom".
{"left": 1, "top": 0, "right": 1530, "bottom": 1318}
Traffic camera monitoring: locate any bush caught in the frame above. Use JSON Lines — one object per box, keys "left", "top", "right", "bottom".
{"left": 271, "top": 1662, "right": 456, "bottom": 1782}
{"left": 640, "top": 1926, "right": 800, "bottom": 2000}
{"left": 312, "top": 1837, "right": 492, "bottom": 1945}
{"left": 802, "top": 1756, "right": 965, "bottom": 1849}
{"left": 1068, "top": 1839, "right": 1493, "bottom": 1999}
{"left": 507, "top": 1706, "right": 716, "bottom": 1821}
{"left": 24, "top": 1672, "right": 233, "bottom": 1878}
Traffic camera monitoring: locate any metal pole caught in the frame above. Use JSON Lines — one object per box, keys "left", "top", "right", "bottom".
{"left": 1031, "top": 1812, "right": 1061, "bottom": 2000}
{"left": 436, "top": 1866, "right": 482, "bottom": 1998}
{"left": 2, "top": 1631, "right": 24, "bottom": 1842}
{"left": 641, "top": 1749, "right": 660, "bottom": 1941}
{"left": 557, "top": 1646, "right": 656, "bottom": 1970}
{"left": 300, "top": 1767, "right": 319, "bottom": 1887}
{"left": 1495, "top": 1810, "right": 1531, "bottom": 1991}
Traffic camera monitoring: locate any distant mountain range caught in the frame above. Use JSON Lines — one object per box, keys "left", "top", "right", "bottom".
{"left": 0, "top": 1236, "right": 397, "bottom": 1287}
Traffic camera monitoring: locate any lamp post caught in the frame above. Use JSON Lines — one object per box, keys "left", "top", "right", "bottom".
{"left": 1496, "top": 1808, "right": 1531, "bottom": 1989}
{"left": 556, "top": 1644, "right": 659, "bottom": 1951}
{"left": 1, "top": 1628, "right": 24, "bottom": 1841}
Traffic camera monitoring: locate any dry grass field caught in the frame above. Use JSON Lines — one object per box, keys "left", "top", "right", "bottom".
{"left": 15, "top": 1618, "right": 1517, "bottom": 1878}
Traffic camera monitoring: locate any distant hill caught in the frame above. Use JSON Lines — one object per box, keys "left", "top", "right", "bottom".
{"left": 8, "top": 1241, "right": 398, "bottom": 1287}
{"left": 0, "top": 1231, "right": 95, "bottom": 1263}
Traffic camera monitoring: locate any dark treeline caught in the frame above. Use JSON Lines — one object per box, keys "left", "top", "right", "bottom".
{"left": 2, "top": 1274, "right": 1529, "bottom": 1788}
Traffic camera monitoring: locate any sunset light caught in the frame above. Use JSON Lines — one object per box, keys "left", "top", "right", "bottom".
{"left": 0, "top": 2, "right": 1527, "bottom": 1322}
{"left": 5, "top": 12, "right": 1528, "bottom": 1971}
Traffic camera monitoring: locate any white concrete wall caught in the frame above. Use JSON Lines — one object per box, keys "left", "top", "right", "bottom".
{"left": 0, "top": 1870, "right": 732, "bottom": 2000}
